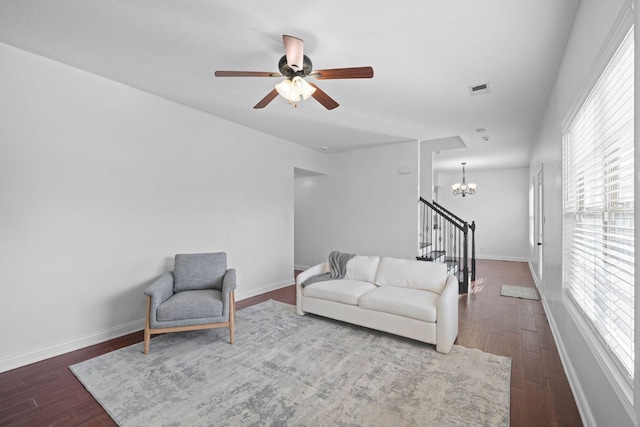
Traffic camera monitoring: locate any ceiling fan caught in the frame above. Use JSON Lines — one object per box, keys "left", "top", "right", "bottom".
{"left": 215, "top": 35, "right": 374, "bottom": 110}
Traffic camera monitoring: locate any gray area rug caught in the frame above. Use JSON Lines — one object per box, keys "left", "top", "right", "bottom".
{"left": 71, "top": 300, "right": 511, "bottom": 426}
{"left": 501, "top": 284, "right": 540, "bottom": 300}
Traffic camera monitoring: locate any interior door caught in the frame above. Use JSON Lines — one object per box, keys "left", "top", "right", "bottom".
{"left": 536, "top": 167, "right": 544, "bottom": 284}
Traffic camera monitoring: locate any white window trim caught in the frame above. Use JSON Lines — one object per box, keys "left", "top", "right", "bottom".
{"left": 560, "top": 1, "right": 635, "bottom": 419}
{"left": 561, "top": 3, "right": 634, "bottom": 130}
{"left": 564, "top": 298, "right": 634, "bottom": 416}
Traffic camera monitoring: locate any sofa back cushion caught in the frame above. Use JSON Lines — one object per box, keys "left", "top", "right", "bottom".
{"left": 344, "top": 255, "right": 381, "bottom": 283}
{"left": 374, "top": 257, "right": 447, "bottom": 294}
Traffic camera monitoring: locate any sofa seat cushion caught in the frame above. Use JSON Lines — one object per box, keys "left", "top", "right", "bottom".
{"left": 303, "top": 279, "right": 377, "bottom": 305}
{"left": 358, "top": 286, "right": 439, "bottom": 322}
{"left": 157, "top": 289, "right": 223, "bottom": 321}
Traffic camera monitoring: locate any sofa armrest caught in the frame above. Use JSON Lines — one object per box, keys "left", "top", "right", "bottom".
{"left": 296, "top": 262, "right": 330, "bottom": 315}
{"left": 436, "top": 274, "right": 459, "bottom": 354}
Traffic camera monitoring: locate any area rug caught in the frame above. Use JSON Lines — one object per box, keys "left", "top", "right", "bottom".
{"left": 501, "top": 284, "right": 539, "bottom": 300}
{"left": 71, "top": 300, "right": 511, "bottom": 426}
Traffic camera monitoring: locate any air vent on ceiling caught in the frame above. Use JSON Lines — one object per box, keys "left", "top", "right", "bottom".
{"left": 469, "top": 82, "right": 491, "bottom": 97}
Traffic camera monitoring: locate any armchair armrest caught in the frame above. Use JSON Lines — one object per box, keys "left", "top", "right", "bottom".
{"left": 296, "top": 262, "right": 329, "bottom": 315}
{"left": 221, "top": 268, "right": 236, "bottom": 317}
{"left": 144, "top": 272, "right": 175, "bottom": 305}
{"left": 436, "top": 274, "right": 459, "bottom": 354}
{"left": 144, "top": 272, "right": 175, "bottom": 328}
{"left": 222, "top": 268, "right": 237, "bottom": 293}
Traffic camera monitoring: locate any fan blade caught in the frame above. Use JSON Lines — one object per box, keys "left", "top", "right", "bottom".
{"left": 308, "top": 83, "right": 339, "bottom": 110}
{"left": 254, "top": 89, "right": 279, "bottom": 109}
{"left": 310, "top": 67, "right": 374, "bottom": 80}
{"left": 215, "top": 71, "right": 281, "bottom": 77}
{"left": 283, "top": 35, "right": 304, "bottom": 72}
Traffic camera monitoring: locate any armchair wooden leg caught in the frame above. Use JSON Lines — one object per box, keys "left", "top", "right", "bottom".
{"left": 144, "top": 296, "right": 151, "bottom": 354}
{"left": 229, "top": 290, "right": 235, "bottom": 345}
{"left": 144, "top": 329, "right": 150, "bottom": 354}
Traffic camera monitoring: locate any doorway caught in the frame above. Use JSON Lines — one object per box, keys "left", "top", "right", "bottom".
{"left": 535, "top": 166, "right": 544, "bottom": 286}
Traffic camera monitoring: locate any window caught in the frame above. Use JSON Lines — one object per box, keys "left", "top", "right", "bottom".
{"left": 563, "top": 27, "right": 634, "bottom": 381}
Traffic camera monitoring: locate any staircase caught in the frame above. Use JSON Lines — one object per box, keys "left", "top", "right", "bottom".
{"left": 418, "top": 198, "right": 476, "bottom": 293}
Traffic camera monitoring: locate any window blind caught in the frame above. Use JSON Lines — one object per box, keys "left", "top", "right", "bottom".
{"left": 563, "top": 27, "right": 634, "bottom": 380}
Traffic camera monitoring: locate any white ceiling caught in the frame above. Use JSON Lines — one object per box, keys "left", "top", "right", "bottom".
{"left": 0, "top": 0, "right": 578, "bottom": 172}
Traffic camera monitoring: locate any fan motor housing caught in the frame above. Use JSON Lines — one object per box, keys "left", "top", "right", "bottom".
{"left": 279, "top": 55, "right": 313, "bottom": 78}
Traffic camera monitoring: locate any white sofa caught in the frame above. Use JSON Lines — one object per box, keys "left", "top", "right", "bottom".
{"left": 296, "top": 255, "right": 459, "bottom": 354}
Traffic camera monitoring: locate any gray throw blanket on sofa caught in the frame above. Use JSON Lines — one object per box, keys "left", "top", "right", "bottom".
{"left": 301, "top": 251, "right": 356, "bottom": 288}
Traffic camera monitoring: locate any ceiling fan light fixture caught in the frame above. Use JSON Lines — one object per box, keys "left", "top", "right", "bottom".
{"left": 215, "top": 34, "right": 372, "bottom": 109}
{"left": 275, "top": 76, "right": 316, "bottom": 106}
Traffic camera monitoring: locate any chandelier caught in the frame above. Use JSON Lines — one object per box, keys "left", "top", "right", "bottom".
{"left": 452, "top": 162, "right": 477, "bottom": 197}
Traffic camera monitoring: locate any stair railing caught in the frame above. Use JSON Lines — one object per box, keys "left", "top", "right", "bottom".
{"left": 418, "top": 197, "right": 476, "bottom": 293}
{"left": 433, "top": 201, "right": 476, "bottom": 282}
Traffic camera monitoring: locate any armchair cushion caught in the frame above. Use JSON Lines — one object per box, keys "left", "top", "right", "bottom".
{"left": 157, "top": 289, "right": 224, "bottom": 322}
{"left": 174, "top": 252, "right": 227, "bottom": 292}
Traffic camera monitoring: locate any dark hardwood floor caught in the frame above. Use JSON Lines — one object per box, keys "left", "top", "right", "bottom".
{"left": 458, "top": 260, "right": 582, "bottom": 427}
{"left": 0, "top": 260, "right": 582, "bottom": 426}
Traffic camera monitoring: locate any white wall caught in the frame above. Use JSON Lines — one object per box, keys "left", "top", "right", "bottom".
{"left": 435, "top": 167, "right": 529, "bottom": 261}
{"left": 0, "top": 42, "right": 328, "bottom": 372}
{"left": 294, "top": 141, "right": 419, "bottom": 269}
{"left": 419, "top": 141, "right": 434, "bottom": 201}
{"left": 529, "top": 0, "right": 636, "bottom": 425}
{"left": 420, "top": 136, "right": 467, "bottom": 202}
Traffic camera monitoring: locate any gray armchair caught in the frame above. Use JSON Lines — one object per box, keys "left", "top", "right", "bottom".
{"left": 143, "top": 252, "right": 236, "bottom": 354}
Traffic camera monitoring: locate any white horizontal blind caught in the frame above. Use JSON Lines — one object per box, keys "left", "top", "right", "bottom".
{"left": 563, "top": 27, "right": 634, "bottom": 380}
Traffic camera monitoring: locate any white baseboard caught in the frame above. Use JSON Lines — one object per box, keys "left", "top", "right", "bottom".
{"left": 1, "top": 278, "right": 297, "bottom": 374}
{"left": 235, "top": 278, "right": 294, "bottom": 302}
{"left": 528, "top": 261, "right": 541, "bottom": 290}
{"left": 538, "top": 286, "right": 593, "bottom": 426}
{"left": 0, "top": 319, "right": 144, "bottom": 374}
{"left": 475, "top": 254, "right": 529, "bottom": 262}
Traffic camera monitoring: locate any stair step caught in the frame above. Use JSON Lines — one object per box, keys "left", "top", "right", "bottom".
{"left": 417, "top": 251, "right": 446, "bottom": 264}
{"left": 419, "top": 198, "right": 474, "bottom": 294}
